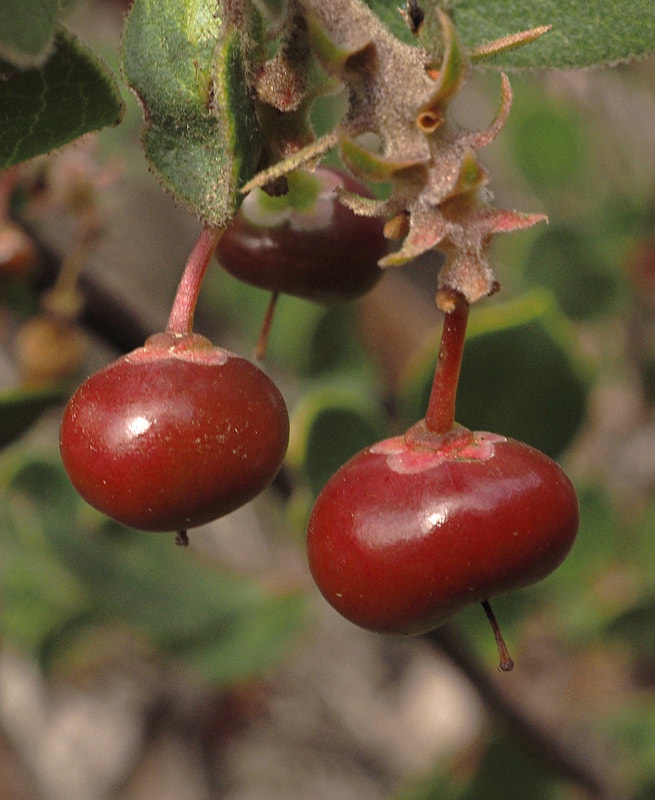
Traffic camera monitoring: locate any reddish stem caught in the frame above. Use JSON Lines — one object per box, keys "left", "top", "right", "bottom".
{"left": 0, "top": 166, "right": 20, "bottom": 221}
{"left": 254, "top": 291, "right": 279, "bottom": 361}
{"left": 166, "top": 225, "right": 224, "bottom": 335}
{"left": 424, "top": 296, "right": 469, "bottom": 434}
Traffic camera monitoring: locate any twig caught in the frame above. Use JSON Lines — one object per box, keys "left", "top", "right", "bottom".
{"left": 427, "top": 625, "right": 615, "bottom": 799}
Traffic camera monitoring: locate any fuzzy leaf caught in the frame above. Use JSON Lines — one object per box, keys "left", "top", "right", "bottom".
{"left": 0, "top": 27, "right": 125, "bottom": 169}
{"left": 0, "top": 0, "right": 59, "bottom": 65}
{"left": 364, "top": 0, "right": 655, "bottom": 69}
{"left": 121, "top": 0, "right": 262, "bottom": 226}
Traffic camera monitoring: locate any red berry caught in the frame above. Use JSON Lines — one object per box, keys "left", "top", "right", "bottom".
{"left": 306, "top": 420, "right": 578, "bottom": 635}
{"left": 60, "top": 332, "right": 289, "bottom": 533}
{"left": 216, "top": 168, "right": 387, "bottom": 303}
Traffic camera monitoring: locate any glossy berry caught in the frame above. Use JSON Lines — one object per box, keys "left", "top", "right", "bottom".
{"left": 60, "top": 332, "right": 289, "bottom": 533}
{"left": 306, "top": 420, "right": 579, "bottom": 635}
{"left": 216, "top": 168, "right": 387, "bottom": 303}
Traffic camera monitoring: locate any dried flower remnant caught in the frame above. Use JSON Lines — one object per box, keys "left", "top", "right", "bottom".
{"left": 244, "top": 1, "right": 550, "bottom": 309}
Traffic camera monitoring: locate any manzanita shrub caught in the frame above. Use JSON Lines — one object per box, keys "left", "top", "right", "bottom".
{"left": 2, "top": 0, "right": 655, "bottom": 795}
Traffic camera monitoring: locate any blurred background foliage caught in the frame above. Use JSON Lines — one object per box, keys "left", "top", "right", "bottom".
{"left": 1, "top": 1, "right": 655, "bottom": 799}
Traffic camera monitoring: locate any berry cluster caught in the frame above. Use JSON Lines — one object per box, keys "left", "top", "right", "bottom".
{"left": 59, "top": 5, "right": 580, "bottom": 668}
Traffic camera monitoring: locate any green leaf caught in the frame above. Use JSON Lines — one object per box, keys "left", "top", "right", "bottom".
{"left": 604, "top": 700, "right": 655, "bottom": 796}
{"left": 606, "top": 600, "right": 655, "bottom": 660}
{"left": 0, "top": 384, "right": 69, "bottom": 448}
{"left": 0, "top": 26, "right": 125, "bottom": 169}
{"left": 364, "top": 0, "right": 655, "bottom": 69}
{"left": 524, "top": 225, "right": 619, "bottom": 319}
{"left": 399, "top": 289, "right": 588, "bottom": 457}
{"left": 0, "top": 0, "right": 59, "bottom": 66}
{"left": 288, "top": 384, "right": 388, "bottom": 495}
{"left": 392, "top": 732, "right": 561, "bottom": 800}
{"left": 0, "top": 456, "right": 306, "bottom": 683}
{"left": 509, "top": 99, "right": 588, "bottom": 192}
{"left": 121, "top": 0, "right": 263, "bottom": 226}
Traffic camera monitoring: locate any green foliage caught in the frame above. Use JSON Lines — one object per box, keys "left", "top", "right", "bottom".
{"left": 0, "top": 0, "right": 59, "bottom": 65}
{"left": 393, "top": 733, "right": 563, "bottom": 800}
{"left": 288, "top": 385, "right": 388, "bottom": 496}
{"left": 364, "top": 0, "right": 655, "bottom": 68}
{"left": 524, "top": 225, "right": 619, "bottom": 319}
{"left": 0, "top": 27, "right": 125, "bottom": 170}
{"left": 121, "top": 0, "right": 263, "bottom": 226}
{"left": 2, "top": 0, "right": 654, "bottom": 181}
{"left": 0, "top": 455, "right": 306, "bottom": 682}
{"left": 607, "top": 701, "right": 655, "bottom": 798}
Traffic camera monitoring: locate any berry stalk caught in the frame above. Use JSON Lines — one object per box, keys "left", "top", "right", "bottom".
{"left": 424, "top": 293, "right": 469, "bottom": 434}
{"left": 166, "top": 225, "right": 224, "bottom": 335}
{"left": 254, "top": 291, "right": 279, "bottom": 361}
{"left": 482, "top": 599, "right": 514, "bottom": 672}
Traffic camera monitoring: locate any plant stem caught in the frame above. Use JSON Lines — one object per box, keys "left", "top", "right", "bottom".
{"left": 481, "top": 600, "right": 514, "bottom": 672}
{"left": 254, "top": 291, "right": 279, "bottom": 361}
{"left": 166, "top": 225, "right": 224, "bottom": 336}
{"left": 424, "top": 295, "right": 469, "bottom": 434}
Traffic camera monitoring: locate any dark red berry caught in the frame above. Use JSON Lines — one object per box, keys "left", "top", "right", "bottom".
{"left": 60, "top": 332, "right": 289, "bottom": 532}
{"left": 306, "top": 420, "right": 578, "bottom": 635}
{"left": 216, "top": 168, "right": 387, "bottom": 303}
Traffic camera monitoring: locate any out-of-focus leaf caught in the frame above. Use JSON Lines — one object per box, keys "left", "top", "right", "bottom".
{"left": 509, "top": 101, "right": 587, "bottom": 193}
{"left": 399, "top": 289, "right": 588, "bottom": 458}
{"left": 0, "top": 0, "right": 59, "bottom": 65}
{"left": 606, "top": 601, "right": 655, "bottom": 660}
{"left": 288, "top": 384, "right": 388, "bottom": 496}
{"left": 266, "top": 295, "right": 375, "bottom": 378}
{"left": 604, "top": 702, "right": 655, "bottom": 797}
{"left": 363, "top": 0, "right": 655, "bottom": 69}
{"left": 392, "top": 733, "right": 561, "bottom": 799}
{"left": 536, "top": 486, "right": 634, "bottom": 636}
{"left": 121, "top": 0, "right": 262, "bottom": 226}
{"left": 0, "top": 27, "right": 125, "bottom": 169}
{"left": 0, "top": 456, "right": 306, "bottom": 683}
{"left": 0, "top": 384, "right": 69, "bottom": 447}
{"left": 524, "top": 225, "right": 619, "bottom": 319}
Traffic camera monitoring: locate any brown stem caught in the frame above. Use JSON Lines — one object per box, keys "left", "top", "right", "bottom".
{"left": 481, "top": 600, "right": 514, "bottom": 672}
{"left": 428, "top": 625, "right": 614, "bottom": 799}
{"left": 424, "top": 295, "right": 469, "bottom": 434}
{"left": 166, "top": 225, "right": 224, "bottom": 336}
